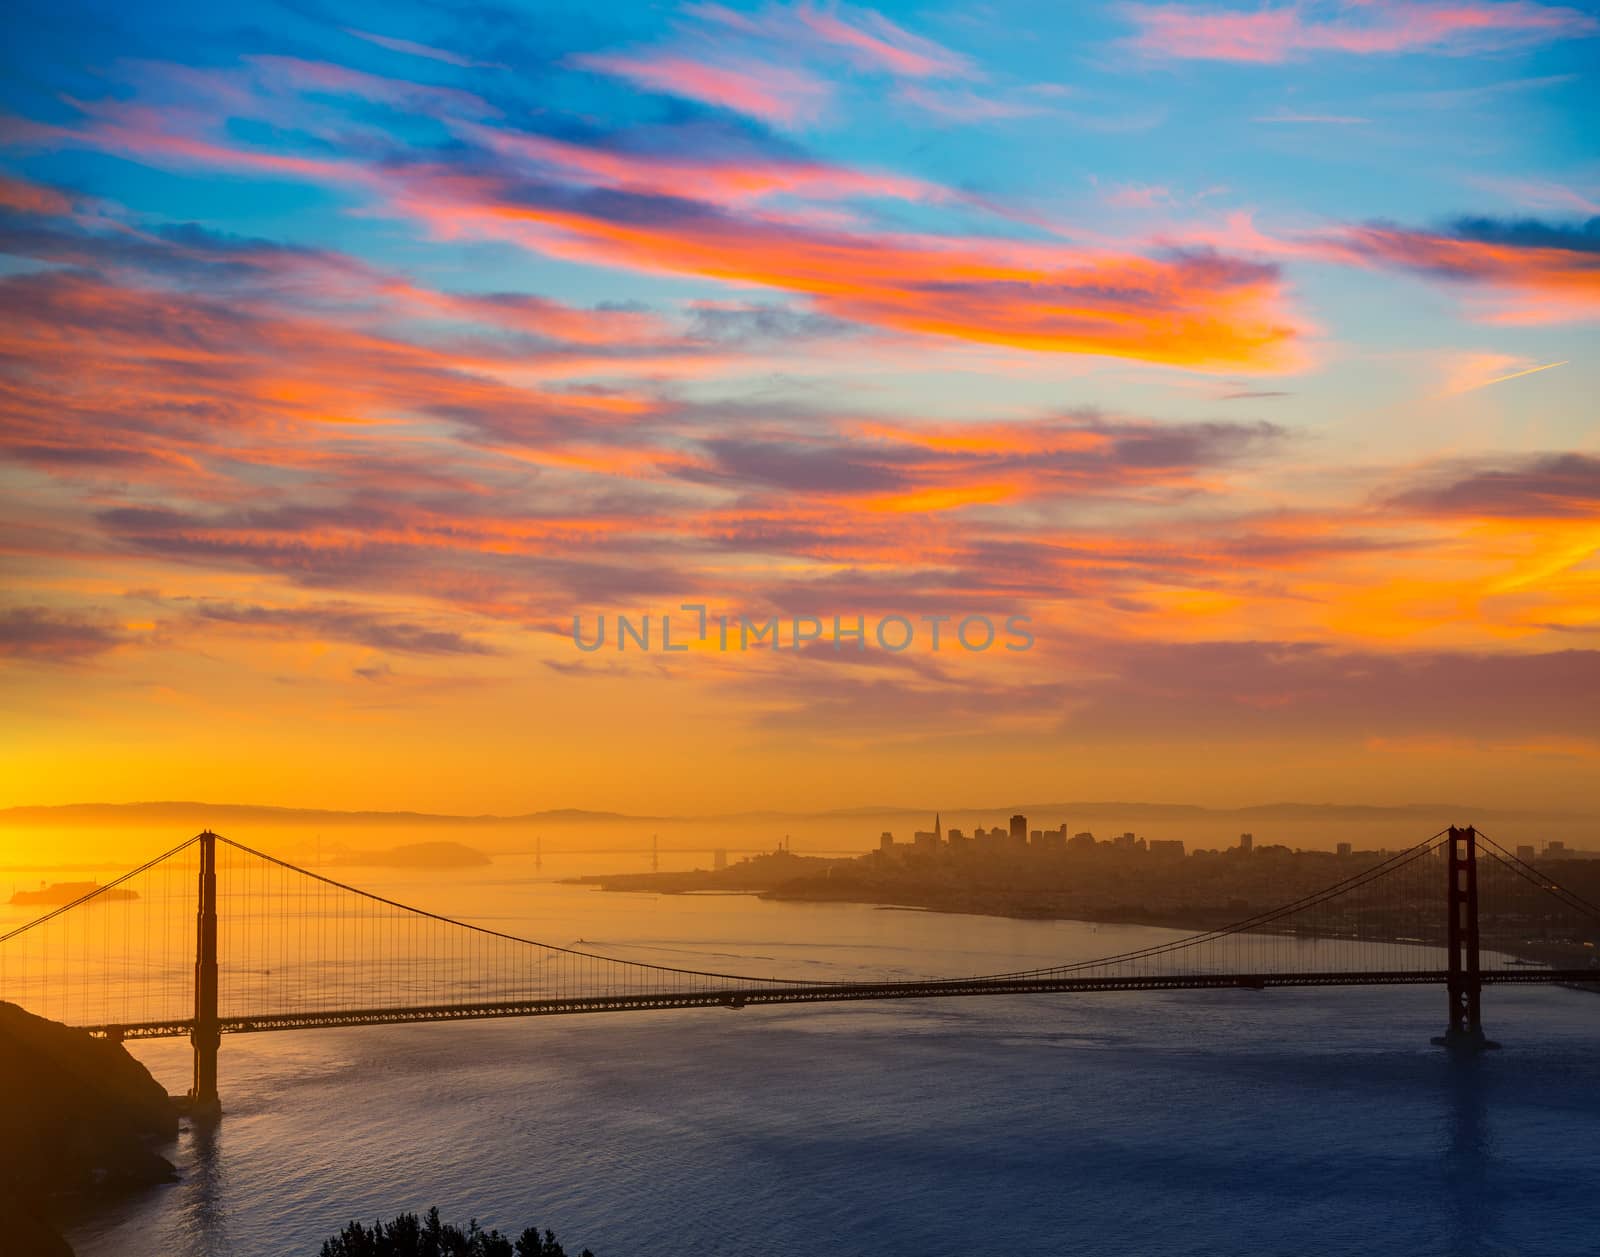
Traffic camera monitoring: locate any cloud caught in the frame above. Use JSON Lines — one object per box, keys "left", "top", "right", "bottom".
{"left": 1377, "top": 71, "right": 1578, "bottom": 110}
{"left": 701, "top": 635, "right": 1063, "bottom": 735}
{"left": 0, "top": 0, "right": 1594, "bottom": 798}
{"left": 22, "top": 64, "right": 1309, "bottom": 369}
{"left": 1447, "top": 215, "right": 1600, "bottom": 253}
{"left": 179, "top": 600, "right": 498, "bottom": 655}
{"left": 0, "top": 191, "right": 684, "bottom": 352}
{"left": 787, "top": 2, "right": 975, "bottom": 78}
{"left": 433, "top": 177, "right": 1302, "bottom": 366}
{"left": 0, "top": 269, "right": 661, "bottom": 485}
{"left": 0, "top": 174, "right": 75, "bottom": 215}
{"left": 241, "top": 54, "right": 500, "bottom": 120}
{"left": 668, "top": 415, "right": 1286, "bottom": 505}
{"left": 90, "top": 494, "right": 702, "bottom": 611}
{"left": 571, "top": 51, "right": 832, "bottom": 126}
{"left": 461, "top": 117, "right": 947, "bottom": 207}
{"left": 344, "top": 27, "right": 505, "bottom": 70}
{"left": 1387, "top": 453, "right": 1600, "bottom": 518}
{"left": 569, "top": 1, "right": 966, "bottom": 129}
{"left": 688, "top": 1, "right": 975, "bottom": 78}
{"left": 1054, "top": 638, "right": 1600, "bottom": 743}
{"left": 1315, "top": 215, "right": 1600, "bottom": 323}
{"left": 682, "top": 300, "right": 851, "bottom": 344}
{"left": 1470, "top": 176, "right": 1600, "bottom": 218}
{"left": 0, "top": 607, "right": 124, "bottom": 662}
{"left": 1122, "top": 1, "right": 1597, "bottom": 63}
{"left": 1098, "top": 182, "right": 1175, "bottom": 210}
{"left": 579, "top": 2, "right": 1040, "bottom": 128}
{"left": 731, "top": 638, "right": 1600, "bottom": 750}
{"left": 893, "top": 84, "right": 1050, "bottom": 122}
{"left": 2, "top": 174, "right": 1583, "bottom": 663}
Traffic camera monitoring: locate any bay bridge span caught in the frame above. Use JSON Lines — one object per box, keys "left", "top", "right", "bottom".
{"left": 2, "top": 825, "right": 1596, "bottom": 1117}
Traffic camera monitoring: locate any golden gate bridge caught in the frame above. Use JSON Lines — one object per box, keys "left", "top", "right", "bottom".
{"left": 2, "top": 826, "right": 1596, "bottom": 1118}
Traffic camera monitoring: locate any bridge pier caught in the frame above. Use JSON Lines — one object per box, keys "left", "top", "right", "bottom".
{"left": 188, "top": 829, "right": 223, "bottom": 1119}
{"left": 1432, "top": 825, "right": 1500, "bottom": 1053}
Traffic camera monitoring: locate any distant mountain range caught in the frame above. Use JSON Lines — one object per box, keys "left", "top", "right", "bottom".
{"left": 0, "top": 801, "right": 657, "bottom": 826}
{"left": 0, "top": 799, "right": 1589, "bottom": 827}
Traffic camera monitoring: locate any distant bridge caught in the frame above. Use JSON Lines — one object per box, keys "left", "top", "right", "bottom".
{"left": 3, "top": 826, "right": 1596, "bottom": 1117}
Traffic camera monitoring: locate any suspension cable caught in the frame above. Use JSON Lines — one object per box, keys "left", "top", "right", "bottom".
{"left": 8, "top": 825, "right": 1533, "bottom": 1018}
{"left": 211, "top": 833, "right": 822, "bottom": 987}
{"left": 1474, "top": 829, "right": 1600, "bottom": 924}
{"left": 0, "top": 834, "right": 202, "bottom": 944}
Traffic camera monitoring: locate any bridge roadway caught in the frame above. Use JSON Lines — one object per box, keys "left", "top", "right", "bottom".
{"left": 86, "top": 968, "right": 1599, "bottom": 1041}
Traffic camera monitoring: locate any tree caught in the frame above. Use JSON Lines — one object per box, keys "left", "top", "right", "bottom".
{"left": 319, "top": 1206, "right": 596, "bottom": 1257}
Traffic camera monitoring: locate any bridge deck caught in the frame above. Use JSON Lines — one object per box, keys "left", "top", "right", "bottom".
{"left": 84, "top": 968, "right": 1599, "bottom": 1040}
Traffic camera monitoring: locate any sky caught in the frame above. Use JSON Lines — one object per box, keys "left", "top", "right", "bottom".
{"left": 0, "top": 0, "right": 1596, "bottom": 817}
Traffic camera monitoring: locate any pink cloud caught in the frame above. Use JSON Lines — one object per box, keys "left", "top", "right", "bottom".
{"left": 791, "top": 2, "right": 975, "bottom": 77}
{"left": 572, "top": 51, "right": 831, "bottom": 126}
{"left": 5, "top": 105, "right": 368, "bottom": 186}
{"left": 1469, "top": 175, "right": 1600, "bottom": 217}
{"left": 593, "top": 4, "right": 1010, "bottom": 126}
{"left": 30, "top": 92, "right": 1306, "bottom": 370}
{"left": 1122, "top": 1, "right": 1597, "bottom": 62}
{"left": 462, "top": 124, "right": 946, "bottom": 207}
{"left": 688, "top": 2, "right": 975, "bottom": 78}
{"left": 0, "top": 173, "right": 75, "bottom": 215}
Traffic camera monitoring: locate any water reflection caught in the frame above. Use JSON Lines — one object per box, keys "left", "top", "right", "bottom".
{"left": 1441, "top": 1052, "right": 1502, "bottom": 1257}
{"left": 177, "top": 1119, "right": 232, "bottom": 1257}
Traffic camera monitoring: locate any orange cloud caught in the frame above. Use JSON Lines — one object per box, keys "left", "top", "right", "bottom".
{"left": 4, "top": 183, "right": 1585, "bottom": 663}
{"left": 461, "top": 124, "right": 946, "bottom": 208}
{"left": 20, "top": 62, "right": 1308, "bottom": 372}
{"left": 450, "top": 191, "right": 1302, "bottom": 369}
{"left": 1322, "top": 220, "right": 1600, "bottom": 322}
{"left": 0, "top": 268, "right": 671, "bottom": 483}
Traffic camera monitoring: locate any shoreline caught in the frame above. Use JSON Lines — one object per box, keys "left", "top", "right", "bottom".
{"left": 569, "top": 872, "right": 1297, "bottom": 934}
{"left": 567, "top": 873, "right": 1600, "bottom": 984}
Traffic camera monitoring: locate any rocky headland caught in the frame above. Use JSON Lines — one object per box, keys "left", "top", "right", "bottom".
{"left": 0, "top": 1001, "right": 179, "bottom": 1255}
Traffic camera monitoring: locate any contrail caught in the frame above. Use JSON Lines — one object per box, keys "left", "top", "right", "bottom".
{"left": 1457, "top": 359, "right": 1570, "bottom": 393}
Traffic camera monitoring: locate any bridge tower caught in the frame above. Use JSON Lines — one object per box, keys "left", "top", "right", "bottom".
{"left": 1432, "top": 825, "right": 1498, "bottom": 1052}
{"left": 189, "top": 829, "right": 222, "bottom": 1117}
